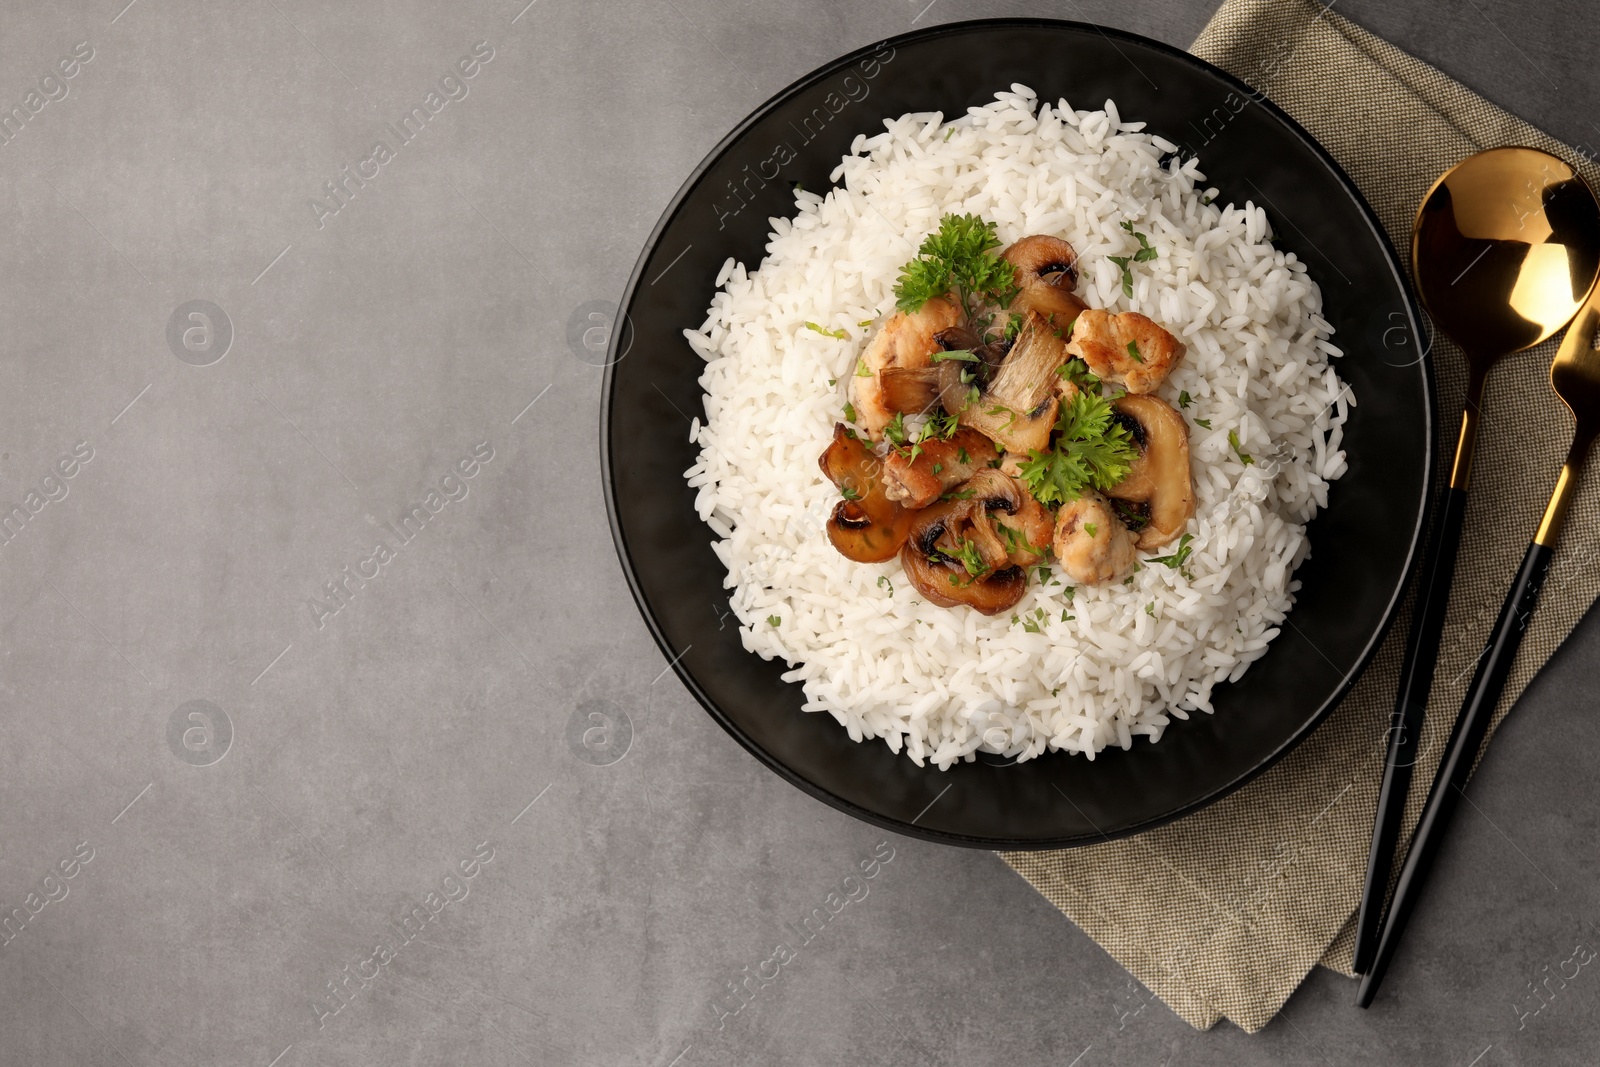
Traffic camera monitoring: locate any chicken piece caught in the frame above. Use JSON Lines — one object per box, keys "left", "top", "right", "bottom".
{"left": 1052, "top": 491, "right": 1139, "bottom": 585}
{"left": 852, "top": 297, "right": 964, "bottom": 439}
{"left": 882, "top": 428, "right": 998, "bottom": 510}
{"left": 1065, "top": 309, "right": 1184, "bottom": 394}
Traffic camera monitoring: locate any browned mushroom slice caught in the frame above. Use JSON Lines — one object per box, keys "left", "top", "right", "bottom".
{"left": 1065, "top": 309, "right": 1185, "bottom": 394}
{"left": 1002, "top": 235, "right": 1089, "bottom": 330}
{"left": 898, "top": 477, "right": 1029, "bottom": 616}
{"left": 944, "top": 311, "right": 1063, "bottom": 454}
{"left": 1052, "top": 491, "right": 1139, "bottom": 585}
{"left": 882, "top": 428, "right": 998, "bottom": 510}
{"left": 818, "top": 423, "right": 913, "bottom": 563}
{"left": 1105, "top": 395, "right": 1194, "bottom": 550}
{"left": 878, "top": 363, "right": 961, "bottom": 416}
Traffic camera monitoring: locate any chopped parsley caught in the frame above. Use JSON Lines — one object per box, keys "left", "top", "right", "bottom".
{"left": 855, "top": 357, "right": 873, "bottom": 378}
{"left": 843, "top": 401, "right": 857, "bottom": 423}
{"left": 1125, "top": 339, "right": 1142, "bottom": 364}
{"left": 1178, "top": 390, "right": 1192, "bottom": 408}
{"left": 1229, "top": 429, "right": 1255, "bottom": 466}
{"left": 767, "top": 615, "right": 781, "bottom": 627}
{"left": 878, "top": 575, "right": 894, "bottom": 595}
{"left": 1017, "top": 390, "right": 1138, "bottom": 508}
{"left": 892, "top": 213, "right": 1019, "bottom": 316}
{"left": 840, "top": 485, "right": 861, "bottom": 501}
{"left": 956, "top": 447, "right": 970, "bottom": 465}
{"left": 1107, "top": 221, "right": 1159, "bottom": 298}
{"left": 950, "top": 538, "right": 986, "bottom": 577}
{"left": 1145, "top": 602, "right": 1155, "bottom": 617}
{"left": 931, "top": 462, "right": 943, "bottom": 474}
{"left": 1056, "top": 357, "right": 1101, "bottom": 391}
{"left": 944, "top": 127, "right": 954, "bottom": 141}
{"left": 884, "top": 411, "right": 908, "bottom": 446}
{"left": 805, "top": 321, "right": 847, "bottom": 339}
{"left": 931, "top": 349, "right": 981, "bottom": 363}
{"left": 858, "top": 318, "right": 874, "bottom": 328}
{"left": 1084, "top": 522, "right": 1099, "bottom": 537}
{"left": 1004, "top": 311, "right": 1027, "bottom": 340}
{"left": 1019, "top": 607, "right": 1048, "bottom": 633}
{"left": 1148, "top": 533, "right": 1194, "bottom": 571}
{"left": 940, "top": 487, "right": 976, "bottom": 502}
{"left": 1194, "top": 417, "right": 1212, "bottom": 429}
{"left": 1060, "top": 611, "right": 1074, "bottom": 623}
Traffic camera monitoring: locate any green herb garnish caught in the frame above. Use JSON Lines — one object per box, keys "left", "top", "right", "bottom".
{"left": 931, "top": 349, "right": 981, "bottom": 363}
{"left": 950, "top": 538, "right": 986, "bottom": 577}
{"left": 1145, "top": 602, "right": 1155, "bottom": 617}
{"left": 1056, "top": 358, "right": 1101, "bottom": 391}
{"left": 767, "top": 615, "right": 781, "bottom": 627}
{"left": 1125, "top": 339, "right": 1142, "bottom": 364}
{"left": 1107, "top": 221, "right": 1159, "bottom": 298}
{"left": 1084, "top": 522, "right": 1099, "bottom": 537}
{"left": 805, "top": 321, "right": 847, "bottom": 339}
{"left": 1148, "top": 533, "right": 1194, "bottom": 571}
{"left": 1229, "top": 429, "right": 1254, "bottom": 466}
{"left": 1194, "top": 417, "right": 1212, "bottom": 429}
{"left": 855, "top": 358, "right": 873, "bottom": 378}
{"left": 840, "top": 485, "right": 861, "bottom": 501}
{"left": 878, "top": 575, "right": 893, "bottom": 595}
{"left": 1178, "top": 391, "right": 1192, "bottom": 408}
{"left": 843, "top": 401, "right": 857, "bottom": 423}
{"left": 884, "top": 411, "right": 907, "bottom": 446}
{"left": 1017, "top": 391, "right": 1138, "bottom": 508}
{"left": 892, "top": 213, "right": 1019, "bottom": 316}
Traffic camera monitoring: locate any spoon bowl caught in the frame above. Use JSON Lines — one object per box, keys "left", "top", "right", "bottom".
{"left": 1414, "top": 146, "right": 1600, "bottom": 366}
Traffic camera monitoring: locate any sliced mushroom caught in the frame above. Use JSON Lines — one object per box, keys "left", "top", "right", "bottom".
{"left": 1064, "top": 309, "right": 1185, "bottom": 394}
{"left": 818, "top": 423, "right": 913, "bottom": 563}
{"left": 944, "top": 311, "right": 1063, "bottom": 454}
{"left": 1052, "top": 491, "right": 1140, "bottom": 585}
{"left": 899, "top": 471, "right": 1029, "bottom": 615}
{"left": 852, "top": 296, "right": 964, "bottom": 439}
{"left": 882, "top": 428, "right": 999, "bottom": 509}
{"left": 878, "top": 363, "right": 961, "bottom": 415}
{"left": 1002, "top": 235, "right": 1089, "bottom": 328}
{"left": 1105, "top": 395, "right": 1194, "bottom": 550}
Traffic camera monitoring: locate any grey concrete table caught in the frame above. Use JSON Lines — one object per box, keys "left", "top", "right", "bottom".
{"left": 1, "top": 0, "right": 1595, "bottom": 1063}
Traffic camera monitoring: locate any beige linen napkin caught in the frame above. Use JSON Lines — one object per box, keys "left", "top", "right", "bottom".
{"left": 1001, "top": 0, "right": 1600, "bottom": 1033}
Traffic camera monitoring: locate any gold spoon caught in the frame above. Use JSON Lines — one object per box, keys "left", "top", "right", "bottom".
{"left": 1358, "top": 276, "right": 1600, "bottom": 1006}
{"left": 1354, "top": 147, "right": 1600, "bottom": 976}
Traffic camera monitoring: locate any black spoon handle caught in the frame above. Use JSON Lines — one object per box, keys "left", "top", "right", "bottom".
{"left": 1352, "top": 483, "right": 1470, "bottom": 974}
{"left": 1355, "top": 539, "right": 1552, "bottom": 1007}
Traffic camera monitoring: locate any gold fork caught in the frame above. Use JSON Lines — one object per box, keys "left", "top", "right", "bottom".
{"left": 1357, "top": 289, "right": 1600, "bottom": 1005}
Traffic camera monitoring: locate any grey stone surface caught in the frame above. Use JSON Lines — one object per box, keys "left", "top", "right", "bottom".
{"left": 0, "top": 0, "right": 1595, "bottom": 1063}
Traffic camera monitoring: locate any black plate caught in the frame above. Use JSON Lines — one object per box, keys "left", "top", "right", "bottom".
{"left": 602, "top": 19, "right": 1433, "bottom": 849}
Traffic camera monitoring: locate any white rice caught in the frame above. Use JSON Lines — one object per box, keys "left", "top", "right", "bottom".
{"left": 681, "top": 86, "right": 1351, "bottom": 769}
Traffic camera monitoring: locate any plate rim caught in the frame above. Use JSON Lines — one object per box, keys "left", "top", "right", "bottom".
{"left": 600, "top": 16, "right": 1437, "bottom": 849}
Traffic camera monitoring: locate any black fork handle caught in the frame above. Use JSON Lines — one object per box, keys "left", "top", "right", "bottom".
{"left": 1355, "top": 540, "right": 1552, "bottom": 1006}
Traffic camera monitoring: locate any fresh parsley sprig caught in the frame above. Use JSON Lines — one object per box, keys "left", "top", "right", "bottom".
{"left": 1017, "top": 390, "right": 1138, "bottom": 508}
{"left": 892, "top": 213, "right": 1018, "bottom": 317}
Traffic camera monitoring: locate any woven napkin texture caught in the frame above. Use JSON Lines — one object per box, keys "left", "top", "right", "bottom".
{"left": 1001, "top": 0, "right": 1600, "bottom": 1033}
